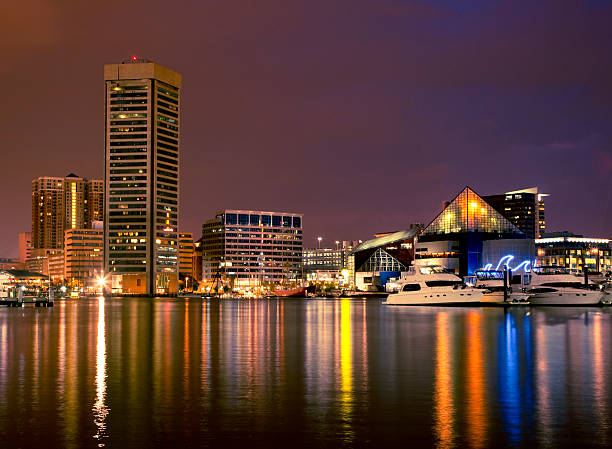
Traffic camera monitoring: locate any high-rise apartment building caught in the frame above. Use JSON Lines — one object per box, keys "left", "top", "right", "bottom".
{"left": 201, "top": 210, "right": 303, "bottom": 290}
{"left": 86, "top": 179, "right": 104, "bottom": 226}
{"left": 32, "top": 177, "right": 65, "bottom": 249}
{"left": 64, "top": 174, "right": 87, "bottom": 230}
{"left": 104, "top": 58, "right": 181, "bottom": 295}
{"left": 484, "top": 187, "right": 549, "bottom": 239}
{"left": 32, "top": 175, "right": 104, "bottom": 252}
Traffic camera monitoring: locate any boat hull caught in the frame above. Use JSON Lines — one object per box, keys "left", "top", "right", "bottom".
{"left": 480, "top": 291, "right": 530, "bottom": 305}
{"left": 529, "top": 290, "right": 605, "bottom": 306}
{"left": 384, "top": 289, "right": 484, "bottom": 306}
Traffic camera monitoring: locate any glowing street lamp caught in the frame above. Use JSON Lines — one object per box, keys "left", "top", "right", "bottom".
{"left": 317, "top": 236, "right": 322, "bottom": 249}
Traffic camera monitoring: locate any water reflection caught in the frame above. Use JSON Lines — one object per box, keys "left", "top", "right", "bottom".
{"left": 465, "top": 311, "right": 486, "bottom": 448}
{"left": 434, "top": 312, "right": 454, "bottom": 449}
{"left": 0, "top": 300, "right": 611, "bottom": 448}
{"left": 339, "top": 299, "right": 353, "bottom": 440}
{"left": 92, "top": 297, "right": 109, "bottom": 446}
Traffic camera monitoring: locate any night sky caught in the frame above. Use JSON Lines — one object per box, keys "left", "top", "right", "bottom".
{"left": 1, "top": 0, "right": 611, "bottom": 257}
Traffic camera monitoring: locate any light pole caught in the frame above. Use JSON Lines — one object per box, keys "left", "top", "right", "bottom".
{"left": 317, "top": 236, "right": 322, "bottom": 249}
{"left": 335, "top": 240, "right": 339, "bottom": 250}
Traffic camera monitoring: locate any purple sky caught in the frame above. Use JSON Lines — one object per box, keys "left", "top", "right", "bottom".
{"left": 1, "top": 0, "right": 611, "bottom": 257}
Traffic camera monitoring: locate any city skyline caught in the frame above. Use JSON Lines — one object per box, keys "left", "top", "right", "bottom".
{"left": 2, "top": 1, "right": 612, "bottom": 258}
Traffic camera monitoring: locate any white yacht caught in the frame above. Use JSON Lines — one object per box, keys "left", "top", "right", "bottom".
{"left": 465, "top": 270, "right": 530, "bottom": 305}
{"left": 384, "top": 266, "right": 485, "bottom": 306}
{"left": 528, "top": 270, "right": 608, "bottom": 305}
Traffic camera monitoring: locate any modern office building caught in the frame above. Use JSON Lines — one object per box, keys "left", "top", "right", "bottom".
{"left": 416, "top": 186, "right": 533, "bottom": 276}
{"left": 104, "top": 58, "right": 181, "bottom": 295}
{"left": 484, "top": 187, "right": 549, "bottom": 239}
{"left": 351, "top": 228, "right": 420, "bottom": 291}
{"left": 64, "top": 228, "right": 104, "bottom": 289}
{"left": 18, "top": 232, "right": 32, "bottom": 263}
{"left": 201, "top": 210, "right": 303, "bottom": 290}
{"left": 535, "top": 232, "right": 611, "bottom": 274}
{"left": 303, "top": 241, "right": 359, "bottom": 284}
{"left": 178, "top": 232, "right": 194, "bottom": 278}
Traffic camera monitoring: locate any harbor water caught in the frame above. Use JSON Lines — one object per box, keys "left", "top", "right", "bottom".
{"left": 1, "top": 298, "right": 611, "bottom": 448}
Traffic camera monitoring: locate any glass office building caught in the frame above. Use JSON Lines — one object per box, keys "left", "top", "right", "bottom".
{"left": 104, "top": 59, "right": 181, "bottom": 295}
{"left": 201, "top": 210, "right": 303, "bottom": 289}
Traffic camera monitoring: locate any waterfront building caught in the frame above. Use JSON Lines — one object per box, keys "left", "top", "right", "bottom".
{"left": 416, "top": 186, "right": 533, "bottom": 276}
{"left": 351, "top": 227, "right": 420, "bottom": 291}
{"left": 0, "top": 259, "right": 25, "bottom": 271}
{"left": 535, "top": 232, "right": 611, "bottom": 274}
{"left": 0, "top": 269, "right": 48, "bottom": 297}
{"left": 484, "top": 187, "right": 549, "bottom": 239}
{"left": 104, "top": 58, "right": 181, "bottom": 295}
{"left": 179, "top": 232, "right": 194, "bottom": 286}
{"left": 26, "top": 248, "right": 63, "bottom": 276}
{"left": 303, "top": 241, "right": 358, "bottom": 284}
{"left": 192, "top": 238, "right": 202, "bottom": 283}
{"left": 48, "top": 250, "right": 65, "bottom": 283}
{"left": 201, "top": 210, "right": 303, "bottom": 290}
{"left": 64, "top": 228, "right": 104, "bottom": 289}
{"left": 18, "top": 232, "right": 32, "bottom": 263}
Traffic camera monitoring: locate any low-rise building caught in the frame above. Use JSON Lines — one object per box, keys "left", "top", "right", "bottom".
{"left": 201, "top": 209, "right": 303, "bottom": 291}
{"left": 535, "top": 232, "right": 611, "bottom": 274}
{"left": 0, "top": 269, "right": 49, "bottom": 297}
{"left": 179, "top": 232, "right": 195, "bottom": 279}
{"left": 351, "top": 228, "right": 420, "bottom": 291}
{"left": 64, "top": 228, "right": 104, "bottom": 289}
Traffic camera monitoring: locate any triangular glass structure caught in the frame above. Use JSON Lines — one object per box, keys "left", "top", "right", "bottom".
{"left": 359, "top": 248, "right": 407, "bottom": 272}
{"left": 422, "top": 187, "right": 521, "bottom": 235}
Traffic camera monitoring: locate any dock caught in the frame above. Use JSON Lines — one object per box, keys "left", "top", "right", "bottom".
{"left": 0, "top": 299, "right": 54, "bottom": 308}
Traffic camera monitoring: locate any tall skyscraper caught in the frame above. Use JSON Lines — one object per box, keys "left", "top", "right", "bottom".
{"left": 104, "top": 58, "right": 181, "bottom": 295}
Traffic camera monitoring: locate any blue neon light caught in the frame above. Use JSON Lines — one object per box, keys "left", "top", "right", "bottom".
{"left": 483, "top": 255, "right": 531, "bottom": 273}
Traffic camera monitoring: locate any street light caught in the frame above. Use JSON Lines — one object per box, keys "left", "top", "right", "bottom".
{"left": 317, "top": 236, "right": 322, "bottom": 249}
{"left": 335, "top": 240, "right": 339, "bottom": 250}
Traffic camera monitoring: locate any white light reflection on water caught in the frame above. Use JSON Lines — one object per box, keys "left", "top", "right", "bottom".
{"left": 92, "top": 297, "right": 109, "bottom": 447}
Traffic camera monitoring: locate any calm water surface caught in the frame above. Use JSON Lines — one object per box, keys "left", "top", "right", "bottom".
{"left": 0, "top": 298, "right": 611, "bottom": 448}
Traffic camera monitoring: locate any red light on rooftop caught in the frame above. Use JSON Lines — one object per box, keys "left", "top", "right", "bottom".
{"left": 132, "top": 55, "right": 137, "bottom": 61}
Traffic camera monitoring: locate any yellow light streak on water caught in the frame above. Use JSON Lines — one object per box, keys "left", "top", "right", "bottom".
{"left": 92, "top": 297, "right": 109, "bottom": 447}
{"left": 339, "top": 299, "right": 353, "bottom": 441}
{"left": 434, "top": 312, "right": 454, "bottom": 449}
{"left": 465, "top": 311, "right": 486, "bottom": 448}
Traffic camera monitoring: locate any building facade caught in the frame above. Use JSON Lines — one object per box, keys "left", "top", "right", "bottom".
{"left": 18, "top": 232, "right": 32, "bottom": 263}
{"left": 484, "top": 187, "right": 549, "bottom": 239}
{"left": 32, "top": 177, "right": 65, "bottom": 250}
{"left": 416, "top": 187, "right": 532, "bottom": 276}
{"left": 201, "top": 210, "right": 303, "bottom": 291}
{"left": 65, "top": 229, "right": 104, "bottom": 289}
{"left": 104, "top": 58, "right": 181, "bottom": 295}
{"left": 86, "top": 179, "right": 104, "bottom": 226}
{"left": 179, "top": 232, "right": 194, "bottom": 279}
{"left": 351, "top": 228, "right": 420, "bottom": 291}
{"left": 535, "top": 233, "right": 611, "bottom": 274}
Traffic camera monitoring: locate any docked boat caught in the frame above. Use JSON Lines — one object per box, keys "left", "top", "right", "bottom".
{"left": 465, "top": 270, "right": 530, "bottom": 305}
{"left": 384, "top": 266, "right": 485, "bottom": 306}
{"left": 527, "top": 270, "right": 608, "bottom": 305}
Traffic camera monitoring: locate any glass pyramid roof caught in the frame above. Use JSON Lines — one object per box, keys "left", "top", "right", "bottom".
{"left": 422, "top": 187, "right": 522, "bottom": 236}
